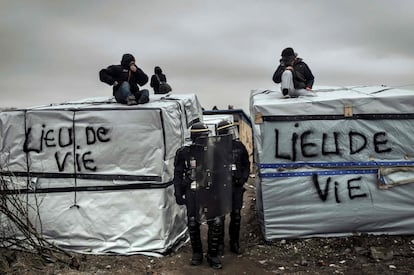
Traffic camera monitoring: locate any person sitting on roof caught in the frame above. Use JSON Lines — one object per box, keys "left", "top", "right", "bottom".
{"left": 150, "top": 66, "right": 171, "bottom": 94}
{"left": 272, "top": 47, "right": 315, "bottom": 97}
{"left": 99, "top": 53, "right": 150, "bottom": 105}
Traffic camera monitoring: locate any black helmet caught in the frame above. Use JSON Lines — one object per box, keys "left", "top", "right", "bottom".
{"left": 217, "top": 120, "right": 239, "bottom": 140}
{"left": 217, "top": 120, "right": 233, "bottom": 135}
{"left": 190, "top": 122, "right": 210, "bottom": 143}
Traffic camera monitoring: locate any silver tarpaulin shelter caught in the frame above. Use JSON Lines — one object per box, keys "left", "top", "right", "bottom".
{"left": 0, "top": 94, "right": 203, "bottom": 255}
{"left": 250, "top": 86, "right": 414, "bottom": 240}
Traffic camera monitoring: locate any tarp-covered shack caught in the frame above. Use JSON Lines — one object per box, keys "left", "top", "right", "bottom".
{"left": 250, "top": 86, "right": 414, "bottom": 240}
{"left": 0, "top": 94, "right": 203, "bottom": 255}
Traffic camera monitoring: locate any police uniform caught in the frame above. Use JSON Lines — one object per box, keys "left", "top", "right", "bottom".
{"left": 173, "top": 122, "right": 223, "bottom": 269}
{"left": 216, "top": 120, "right": 250, "bottom": 255}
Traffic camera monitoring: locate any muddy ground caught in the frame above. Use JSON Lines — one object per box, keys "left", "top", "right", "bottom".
{"left": 1, "top": 178, "right": 414, "bottom": 275}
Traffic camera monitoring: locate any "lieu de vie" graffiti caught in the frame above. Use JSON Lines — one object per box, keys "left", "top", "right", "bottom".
{"left": 274, "top": 123, "right": 392, "bottom": 161}
{"left": 23, "top": 124, "right": 111, "bottom": 172}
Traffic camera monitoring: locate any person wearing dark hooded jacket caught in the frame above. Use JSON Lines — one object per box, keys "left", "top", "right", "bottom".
{"left": 99, "top": 53, "right": 149, "bottom": 105}
{"left": 150, "top": 66, "right": 168, "bottom": 94}
{"left": 272, "top": 47, "right": 315, "bottom": 97}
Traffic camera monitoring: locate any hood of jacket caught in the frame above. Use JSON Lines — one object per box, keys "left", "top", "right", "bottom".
{"left": 121, "top": 54, "right": 135, "bottom": 67}
{"left": 154, "top": 66, "right": 162, "bottom": 74}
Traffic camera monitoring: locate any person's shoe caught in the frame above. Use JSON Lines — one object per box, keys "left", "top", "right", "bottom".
{"left": 126, "top": 95, "right": 137, "bottom": 105}
{"left": 206, "top": 255, "right": 222, "bottom": 269}
{"left": 230, "top": 242, "right": 242, "bottom": 255}
{"left": 282, "top": 88, "right": 289, "bottom": 96}
{"left": 190, "top": 252, "right": 203, "bottom": 266}
{"left": 137, "top": 94, "right": 149, "bottom": 104}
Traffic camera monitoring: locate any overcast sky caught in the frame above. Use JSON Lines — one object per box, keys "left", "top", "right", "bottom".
{"left": 1, "top": 0, "right": 414, "bottom": 112}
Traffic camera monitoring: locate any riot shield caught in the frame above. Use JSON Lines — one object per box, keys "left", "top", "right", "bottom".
{"left": 191, "top": 134, "right": 233, "bottom": 221}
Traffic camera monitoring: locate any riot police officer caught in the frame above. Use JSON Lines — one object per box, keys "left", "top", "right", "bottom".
{"left": 216, "top": 120, "right": 250, "bottom": 254}
{"left": 173, "top": 122, "right": 224, "bottom": 269}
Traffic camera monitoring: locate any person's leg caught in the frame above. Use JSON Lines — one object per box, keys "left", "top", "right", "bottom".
{"left": 289, "top": 88, "right": 316, "bottom": 97}
{"left": 218, "top": 216, "right": 225, "bottom": 256}
{"left": 229, "top": 209, "right": 242, "bottom": 253}
{"left": 114, "top": 82, "right": 133, "bottom": 104}
{"left": 188, "top": 217, "right": 203, "bottom": 265}
{"left": 229, "top": 186, "right": 244, "bottom": 254}
{"left": 207, "top": 217, "right": 223, "bottom": 269}
{"left": 186, "top": 191, "right": 203, "bottom": 265}
{"left": 281, "top": 70, "right": 294, "bottom": 96}
{"left": 134, "top": 89, "right": 150, "bottom": 104}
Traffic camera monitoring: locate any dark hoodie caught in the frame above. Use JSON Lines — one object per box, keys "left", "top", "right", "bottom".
{"left": 150, "top": 66, "right": 167, "bottom": 94}
{"left": 99, "top": 53, "right": 149, "bottom": 95}
{"left": 272, "top": 55, "right": 314, "bottom": 89}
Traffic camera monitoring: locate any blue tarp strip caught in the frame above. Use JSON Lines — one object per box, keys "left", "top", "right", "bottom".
{"left": 260, "top": 161, "right": 414, "bottom": 169}
{"left": 261, "top": 169, "right": 378, "bottom": 178}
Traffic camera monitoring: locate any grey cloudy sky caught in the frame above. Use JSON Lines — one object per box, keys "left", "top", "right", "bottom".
{"left": 1, "top": 0, "right": 414, "bottom": 112}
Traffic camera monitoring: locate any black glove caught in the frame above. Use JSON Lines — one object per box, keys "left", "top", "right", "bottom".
{"left": 175, "top": 192, "right": 186, "bottom": 205}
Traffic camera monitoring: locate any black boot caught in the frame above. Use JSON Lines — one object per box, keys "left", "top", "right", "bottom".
{"left": 207, "top": 217, "right": 223, "bottom": 269}
{"left": 188, "top": 218, "right": 203, "bottom": 265}
{"left": 206, "top": 254, "right": 222, "bottom": 269}
{"left": 229, "top": 210, "right": 242, "bottom": 255}
{"left": 217, "top": 216, "right": 225, "bottom": 256}
{"left": 191, "top": 252, "right": 203, "bottom": 266}
{"left": 230, "top": 241, "right": 242, "bottom": 255}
